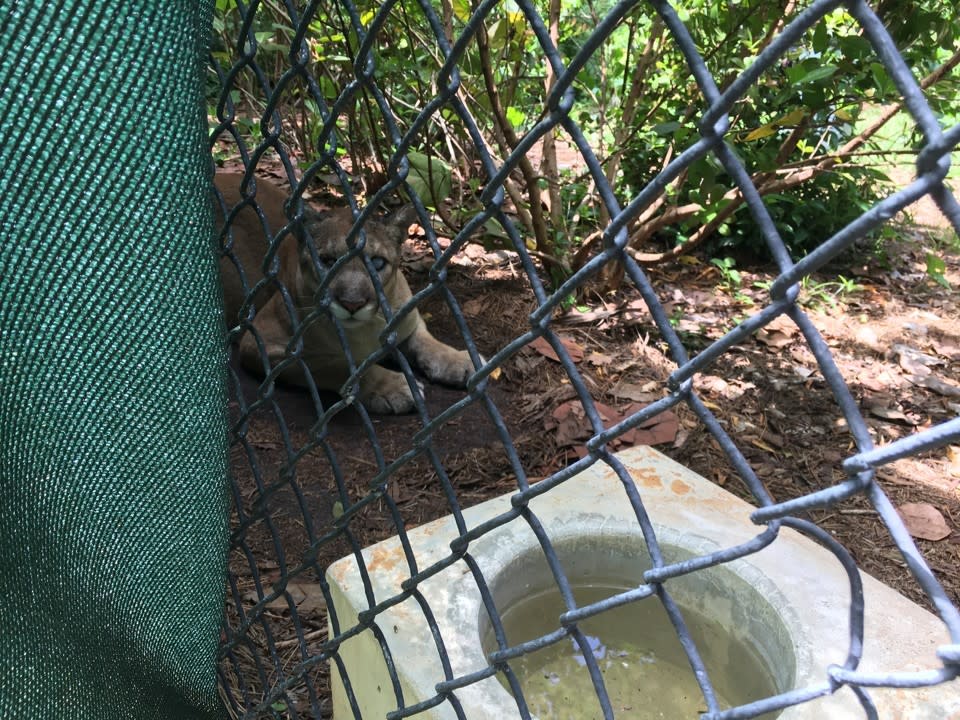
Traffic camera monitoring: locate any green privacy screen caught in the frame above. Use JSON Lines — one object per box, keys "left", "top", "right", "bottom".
{"left": 0, "top": 3, "right": 227, "bottom": 719}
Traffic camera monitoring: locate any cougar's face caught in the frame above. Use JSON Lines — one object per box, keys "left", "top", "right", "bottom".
{"left": 299, "top": 208, "right": 407, "bottom": 328}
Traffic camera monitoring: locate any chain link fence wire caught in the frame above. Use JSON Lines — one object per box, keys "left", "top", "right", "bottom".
{"left": 210, "top": 0, "right": 960, "bottom": 717}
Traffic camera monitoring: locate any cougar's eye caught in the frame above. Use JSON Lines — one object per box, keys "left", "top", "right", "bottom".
{"left": 370, "top": 255, "right": 387, "bottom": 272}
{"left": 318, "top": 254, "right": 337, "bottom": 267}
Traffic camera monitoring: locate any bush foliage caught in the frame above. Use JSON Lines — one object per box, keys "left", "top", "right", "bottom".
{"left": 210, "top": 0, "right": 960, "bottom": 282}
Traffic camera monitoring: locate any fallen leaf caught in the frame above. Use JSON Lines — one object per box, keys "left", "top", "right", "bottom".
{"left": 243, "top": 582, "right": 328, "bottom": 615}
{"left": 697, "top": 375, "right": 730, "bottom": 396}
{"left": 946, "top": 446, "right": 960, "bottom": 477}
{"left": 529, "top": 337, "right": 559, "bottom": 362}
{"left": 548, "top": 400, "right": 590, "bottom": 447}
{"left": 759, "top": 315, "right": 797, "bottom": 335}
{"left": 622, "top": 411, "right": 679, "bottom": 446}
{"left": 558, "top": 306, "right": 617, "bottom": 325}
{"left": 904, "top": 373, "right": 960, "bottom": 397}
{"left": 547, "top": 398, "right": 679, "bottom": 449}
{"left": 527, "top": 335, "right": 585, "bottom": 363}
{"left": 593, "top": 402, "right": 622, "bottom": 424}
{"left": 609, "top": 381, "right": 660, "bottom": 403}
{"left": 514, "top": 354, "right": 544, "bottom": 375}
{"left": 558, "top": 335, "right": 586, "bottom": 363}
{"left": 892, "top": 344, "right": 944, "bottom": 374}
{"left": 252, "top": 440, "right": 282, "bottom": 450}
{"left": 463, "top": 243, "right": 489, "bottom": 260}
{"left": 756, "top": 329, "right": 794, "bottom": 349}
{"left": 461, "top": 297, "right": 487, "bottom": 317}
{"left": 865, "top": 401, "right": 919, "bottom": 425}
{"left": 931, "top": 338, "right": 960, "bottom": 361}
{"left": 855, "top": 326, "right": 879, "bottom": 347}
{"left": 673, "top": 427, "right": 690, "bottom": 448}
{"left": 285, "top": 583, "right": 329, "bottom": 615}
{"left": 587, "top": 351, "right": 614, "bottom": 366}
{"left": 549, "top": 400, "right": 581, "bottom": 423}
{"left": 761, "top": 430, "right": 785, "bottom": 449}
{"left": 750, "top": 437, "right": 779, "bottom": 454}
{"left": 857, "top": 369, "right": 901, "bottom": 393}
{"left": 897, "top": 503, "right": 952, "bottom": 541}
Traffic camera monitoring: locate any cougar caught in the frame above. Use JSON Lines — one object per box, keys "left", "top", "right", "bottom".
{"left": 215, "top": 172, "right": 478, "bottom": 413}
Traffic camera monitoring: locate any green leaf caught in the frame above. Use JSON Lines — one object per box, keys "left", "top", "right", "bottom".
{"left": 837, "top": 34, "right": 873, "bottom": 60}
{"left": 926, "top": 253, "right": 951, "bottom": 288}
{"left": 745, "top": 124, "right": 778, "bottom": 141}
{"left": 404, "top": 152, "right": 452, "bottom": 210}
{"left": 481, "top": 217, "right": 510, "bottom": 241}
{"left": 506, "top": 106, "right": 526, "bottom": 129}
{"left": 812, "top": 20, "right": 828, "bottom": 54}
{"left": 785, "top": 63, "right": 806, "bottom": 85}
{"left": 798, "top": 65, "right": 838, "bottom": 84}
{"left": 653, "top": 121, "right": 681, "bottom": 136}
{"left": 451, "top": 0, "right": 471, "bottom": 21}
{"left": 870, "top": 62, "right": 895, "bottom": 96}
{"left": 775, "top": 108, "right": 807, "bottom": 126}
{"left": 486, "top": 19, "right": 510, "bottom": 53}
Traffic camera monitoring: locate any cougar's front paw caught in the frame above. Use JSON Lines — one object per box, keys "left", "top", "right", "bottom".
{"left": 361, "top": 368, "right": 423, "bottom": 414}
{"left": 418, "top": 346, "right": 480, "bottom": 388}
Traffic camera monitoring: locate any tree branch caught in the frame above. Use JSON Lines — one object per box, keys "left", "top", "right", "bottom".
{"left": 474, "top": 11, "right": 550, "bottom": 255}
{"left": 625, "top": 47, "right": 960, "bottom": 266}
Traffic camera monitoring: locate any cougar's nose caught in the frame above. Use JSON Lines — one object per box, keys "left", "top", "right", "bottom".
{"left": 338, "top": 298, "right": 367, "bottom": 314}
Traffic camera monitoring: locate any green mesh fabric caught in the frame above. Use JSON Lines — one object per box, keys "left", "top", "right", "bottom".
{"left": 0, "top": 3, "right": 227, "bottom": 718}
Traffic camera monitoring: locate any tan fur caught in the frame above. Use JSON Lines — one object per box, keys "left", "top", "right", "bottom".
{"left": 215, "top": 172, "right": 477, "bottom": 413}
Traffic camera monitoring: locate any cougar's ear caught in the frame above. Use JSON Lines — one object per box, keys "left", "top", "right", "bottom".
{"left": 297, "top": 208, "right": 326, "bottom": 246}
{"left": 389, "top": 204, "right": 419, "bottom": 244}
{"left": 296, "top": 212, "right": 325, "bottom": 276}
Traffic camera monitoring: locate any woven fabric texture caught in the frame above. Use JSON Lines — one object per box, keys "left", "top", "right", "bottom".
{"left": 0, "top": 3, "right": 227, "bottom": 718}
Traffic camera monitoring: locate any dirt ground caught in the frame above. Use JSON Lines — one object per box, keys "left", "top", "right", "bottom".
{"left": 220, "top": 194, "right": 959, "bottom": 716}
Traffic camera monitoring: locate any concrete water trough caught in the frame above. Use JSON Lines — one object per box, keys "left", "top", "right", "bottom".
{"left": 326, "top": 445, "right": 959, "bottom": 718}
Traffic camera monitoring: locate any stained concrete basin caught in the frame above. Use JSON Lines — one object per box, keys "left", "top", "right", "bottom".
{"left": 326, "top": 445, "right": 959, "bottom": 718}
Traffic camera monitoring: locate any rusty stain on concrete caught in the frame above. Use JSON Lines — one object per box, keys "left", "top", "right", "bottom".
{"left": 328, "top": 557, "right": 349, "bottom": 584}
{"left": 366, "top": 542, "right": 406, "bottom": 575}
{"left": 670, "top": 478, "right": 691, "bottom": 495}
{"left": 631, "top": 466, "right": 663, "bottom": 488}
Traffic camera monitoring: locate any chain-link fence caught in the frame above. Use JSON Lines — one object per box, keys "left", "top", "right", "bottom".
{"left": 210, "top": 0, "right": 960, "bottom": 717}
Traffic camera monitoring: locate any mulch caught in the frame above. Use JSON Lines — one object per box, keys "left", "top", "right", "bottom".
{"left": 222, "top": 225, "right": 959, "bottom": 717}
